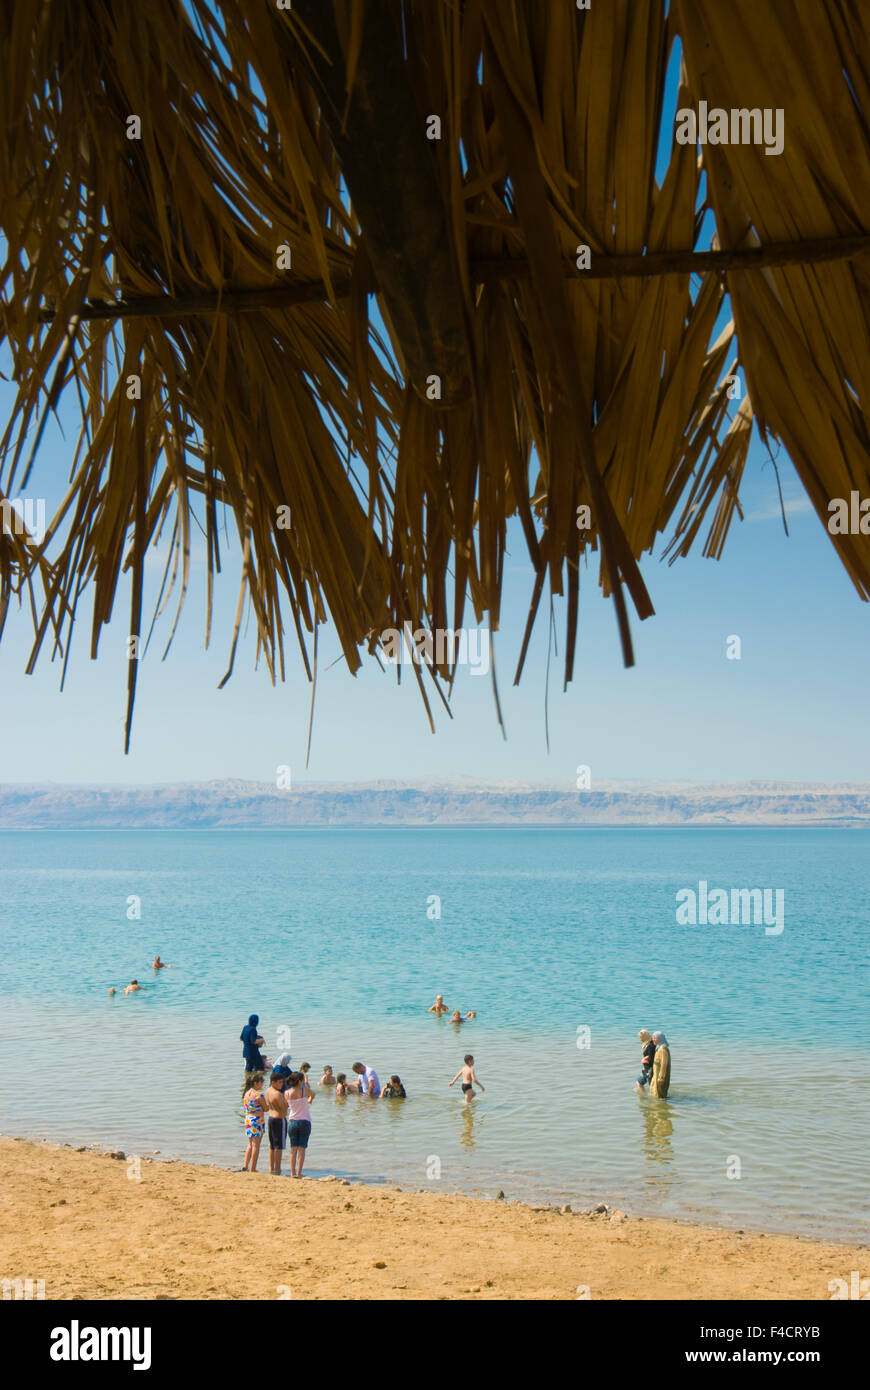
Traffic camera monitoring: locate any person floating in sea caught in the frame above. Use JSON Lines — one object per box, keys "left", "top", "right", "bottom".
{"left": 152, "top": 955, "right": 170, "bottom": 970}
{"left": 124, "top": 980, "right": 141, "bottom": 995}
{"left": 450, "top": 1054, "right": 484, "bottom": 1105}
{"left": 108, "top": 987, "right": 116, "bottom": 996}
{"left": 636, "top": 1029, "right": 656, "bottom": 1091}
{"left": 381, "top": 1075, "right": 406, "bottom": 1099}
{"left": 334, "top": 1073, "right": 350, "bottom": 1096}
{"left": 319, "top": 1065, "right": 336, "bottom": 1087}
{"left": 264, "top": 1071, "right": 289, "bottom": 1176}
{"left": 649, "top": 1031, "right": 671, "bottom": 1098}
{"left": 429, "top": 995, "right": 449, "bottom": 1014}
{"left": 241, "top": 1014, "right": 269, "bottom": 1073}
{"left": 242, "top": 1073, "right": 267, "bottom": 1171}
{"left": 352, "top": 1061, "right": 381, "bottom": 1097}
{"left": 449, "top": 1009, "right": 476, "bottom": 1024}
{"left": 286, "top": 1070, "right": 314, "bottom": 1178}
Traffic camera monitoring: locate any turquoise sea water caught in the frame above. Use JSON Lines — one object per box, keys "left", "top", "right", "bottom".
{"left": 0, "top": 826, "right": 867, "bottom": 1241}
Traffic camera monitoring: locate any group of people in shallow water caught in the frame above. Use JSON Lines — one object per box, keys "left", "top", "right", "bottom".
{"left": 237, "top": 1008, "right": 670, "bottom": 1176}
{"left": 635, "top": 1029, "right": 671, "bottom": 1097}
{"left": 238, "top": 995, "right": 482, "bottom": 1174}
{"left": 240, "top": 1015, "right": 409, "bottom": 1175}
{"left": 428, "top": 995, "right": 476, "bottom": 1023}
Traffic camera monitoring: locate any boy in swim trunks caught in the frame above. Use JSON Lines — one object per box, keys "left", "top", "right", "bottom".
{"left": 264, "top": 1071, "right": 289, "bottom": 1174}
{"left": 450, "top": 1054, "right": 484, "bottom": 1105}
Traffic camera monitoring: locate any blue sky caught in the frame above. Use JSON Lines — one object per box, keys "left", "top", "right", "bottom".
{"left": 1, "top": 408, "right": 867, "bottom": 786}
{"left": 1, "top": 29, "right": 868, "bottom": 786}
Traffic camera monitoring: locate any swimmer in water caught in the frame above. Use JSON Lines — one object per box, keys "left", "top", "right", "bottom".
{"left": 124, "top": 980, "right": 141, "bottom": 995}
{"left": 449, "top": 1009, "right": 476, "bottom": 1023}
{"left": 108, "top": 987, "right": 116, "bottom": 996}
{"left": 319, "top": 1065, "right": 336, "bottom": 1087}
{"left": 428, "top": 995, "right": 449, "bottom": 1014}
{"left": 152, "top": 955, "right": 169, "bottom": 970}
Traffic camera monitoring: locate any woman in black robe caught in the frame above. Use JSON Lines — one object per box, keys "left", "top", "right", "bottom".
{"left": 240, "top": 1014, "right": 267, "bottom": 1072}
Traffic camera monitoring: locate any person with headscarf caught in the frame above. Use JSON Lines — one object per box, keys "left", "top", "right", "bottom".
{"left": 635, "top": 1029, "right": 656, "bottom": 1090}
{"left": 649, "top": 1031, "right": 671, "bottom": 1098}
{"left": 240, "top": 1014, "right": 268, "bottom": 1072}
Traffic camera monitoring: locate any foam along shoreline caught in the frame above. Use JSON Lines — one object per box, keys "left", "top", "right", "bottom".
{"left": 2, "top": 1136, "right": 865, "bottom": 1301}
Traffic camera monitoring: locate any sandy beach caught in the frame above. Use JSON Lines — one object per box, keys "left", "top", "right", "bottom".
{"left": 1, "top": 1136, "right": 863, "bottom": 1301}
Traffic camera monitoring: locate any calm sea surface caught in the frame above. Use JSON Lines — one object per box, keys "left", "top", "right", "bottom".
{"left": 0, "top": 827, "right": 867, "bottom": 1241}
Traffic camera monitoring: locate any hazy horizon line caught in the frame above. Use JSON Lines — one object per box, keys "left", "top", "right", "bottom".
{"left": 3, "top": 777, "right": 870, "bottom": 791}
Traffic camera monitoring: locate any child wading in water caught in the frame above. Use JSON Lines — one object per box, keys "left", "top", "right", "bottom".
{"left": 242, "top": 1073, "right": 267, "bottom": 1171}
{"left": 450, "top": 1054, "right": 484, "bottom": 1105}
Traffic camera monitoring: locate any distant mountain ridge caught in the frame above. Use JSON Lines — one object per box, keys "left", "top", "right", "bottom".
{"left": 1, "top": 779, "right": 870, "bottom": 828}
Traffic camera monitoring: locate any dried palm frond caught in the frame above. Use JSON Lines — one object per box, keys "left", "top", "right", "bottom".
{"left": 0, "top": 0, "right": 868, "bottom": 747}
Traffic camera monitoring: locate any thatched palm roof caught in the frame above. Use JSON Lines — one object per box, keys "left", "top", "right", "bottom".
{"left": 1, "top": 0, "right": 869, "bottom": 747}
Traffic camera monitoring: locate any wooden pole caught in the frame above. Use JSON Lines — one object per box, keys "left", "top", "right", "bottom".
{"left": 36, "top": 233, "right": 870, "bottom": 325}
{"left": 473, "top": 233, "right": 870, "bottom": 282}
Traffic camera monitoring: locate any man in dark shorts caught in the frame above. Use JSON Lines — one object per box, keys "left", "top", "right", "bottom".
{"left": 264, "top": 1071, "right": 288, "bottom": 1174}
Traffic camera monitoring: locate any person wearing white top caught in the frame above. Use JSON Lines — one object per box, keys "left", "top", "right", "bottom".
{"left": 351, "top": 1061, "right": 381, "bottom": 1097}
